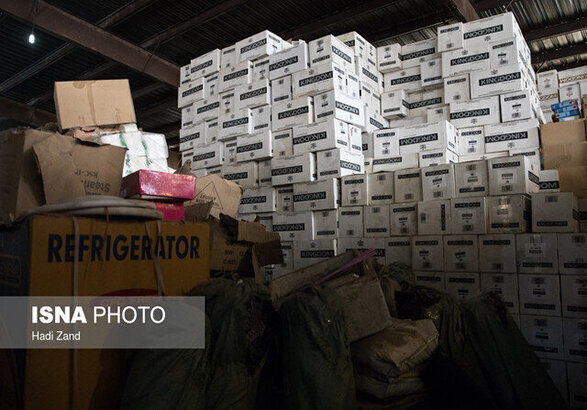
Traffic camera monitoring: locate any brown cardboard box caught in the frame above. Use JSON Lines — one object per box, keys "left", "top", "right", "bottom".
{"left": 540, "top": 119, "right": 586, "bottom": 147}
{"left": 54, "top": 80, "right": 136, "bottom": 130}
{"left": 190, "top": 174, "right": 243, "bottom": 219}
{"left": 542, "top": 142, "right": 587, "bottom": 170}
{"left": 0, "top": 129, "right": 126, "bottom": 224}
{"left": 559, "top": 166, "right": 587, "bottom": 198}
{"left": 0, "top": 215, "right": 210, "bottom": 409}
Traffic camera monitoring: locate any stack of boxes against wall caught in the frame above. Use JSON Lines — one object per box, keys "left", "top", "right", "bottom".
{"left": 537, "top": 67, "right": 587, "bottom": 122}
{"left": 177, "top": 15, "right": 586, "bottom": 404}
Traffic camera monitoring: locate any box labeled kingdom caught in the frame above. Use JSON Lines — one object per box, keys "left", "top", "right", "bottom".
{"left": 194, "top": 97, "right": 220, "bottom": 123}
{"left": 445, "top": 272, "right": 481, "bottom": 301}
{"left": 531, "top": 192, "right": 579, "bottom": 233}
{"left": 236, "top": 130, "right": 272, "bottom": 162}
{"left": 272, "top": 96, "right": 314, "bottom": 131}
{"left": 400, "top": 38, "right": 438, "bottom": 68}
{"left": 484, "top": 118, "right": 540, "bottom": 153}
{"left": 236, "top": 30, "right": 283, "bottom": 62}
{"left": 190, "top": 49, "right": 220, "bottom": 79}
{"left": 272, "top": 211, "right": 314, "bottom": 241}
{"left": 455, "top": 160, "right": 488, "bottom": 197}
{"left": 314, "top": 210, "right": 338, "bottom": 239}
{"left": 292, "top": 62, "right": 346, "bottom": 98}
{"left": 449, "top": 96, "right": 500, "bottom": 128}
{"left": 519, "top": 274, "right": 561, "bottom": 316}
{"left": 561, "top": 275, "right": 587, "bottom": 318}
{"left": 385, "top": 237, "right": 412, "bottom": 266}
{"left": 338, "top": 206, "right": 363, "bottom": 238}
{"left": 191, "top": 142, "right": 224, "bottom": 169}
{"left": 520, "top": 315, "right": 563, "bottom": 360}
{"left": 276, "top": 185, "right": 294, "bottom": 212}
{"left": 488, "top": 155, "right": 539, "bottom": 196}
{"left": 377, "top": 43, "right": 401, "bottom": 73}
{"left": 356, "top": 58, "right": 382, "bottom": 93}
{"left": 558, "top": 233, "right": 586, "bottom": 275}
{"left": 293, "top": 178, "right": 339, "bottom": 212}
{"left": 481, "top": 273, "right": 519, "bottom": 314}
{"left": 457, "top": 127, "right": 485, "bottom": 156}
{"left": 500, "top": 90, "right": 536, "bottom": 122}
{"left": 418, "top": 200, "right": 451, "bottom": 235}
{"left": 218, "top": 60, "right": 253, "bottom": 92}
{"left": 381, "top": 90, "right": 409, "bottom": 119}
{"left": 487, "top": 194, "right": 530, "bottom": 233}
{"left": 222, "top": 161, "right": 259, "bottom": 188}
{"left": 420, "top": 58, "right": 443, "bottom": 87}
{"left": 394, "top": 168, "right": 422, "bottom": 203}
{"left": 271, "top": 75, "right": 292, "bottom": 103}
{"left": 223, "top": 140, "right": 238, "bottom": 164}
{"left": 419, "top": 149, "right": 459, "bottom": 168}
{"left": 390, "top": 203, "right": 418, "bottom": 236}
{"left": 271, "top": 153, "right": 316, "bottom": 185}
{"left": 337, "top": 238, "right": 386, "bottom": 264}
{"left": 293, "top": 239, "right": 337, "bottom": 270}
{"left": 179, "top": 124, "right": 205, "bottom": 151}
{"left": 437, "top": 22, "right": 464, "bottom": 52}
{"left": 373, "top": 128, "right": 400, "bottom": 157}
{"left": 412, "top": 236, "right": 444, "bottom": 271}
{"left": 489, "top": 37, "right": 528, "bottom": 68}
{"left": 516, "top": 233, "right": 558, "bottom": 274}
{"left": 372, "top": 153, "right": 419, "bottom": 173}
{"left": 251, "top": 105, "right": 271, "bottom": 132}
{"left": 293, "top": 118, "right": 349, "bottom": 154}
{"left": 399, "top": 120, "right": 458, "bottom": 155}
{"left": 470, "top": 63, "right": 529, "bottom": 99}
{"left": 421, "top": 163, "right": 456, "bottom": 201}
{"left": 384, "top": 66, "right": 422, "bottom": 92}
{"left": 451, "top": 197, "right": 488, "bottom": 234}
{"left": 444, "top": 235, "right": 479, "bottom": 272}
{"left": 239, "top": 186, "right": 276, "bottom": 214}
{"left": 316, "top": 148, "right": 364, "bottom": 180}
{"left": 463, "top": 12, "right": 521, "bottom": 46}
{"left": 364, "top": 205, "right": 391, "bottom": 238}
{"left": 218, "top": 108, "right": 253, "bottom": 141}
{"left": 234, "top": 79, "right": 271, "bottom": 110}
{"left": 478, "top": 234, "right": 517, "bottom": 273}
{"left": 538, "top": 170, "right": 560, "bottom": 193}
{"left": 441, "top": 45, "right": 490, "bottom": 78}
{"left": 269, "top": 40, "right": 309, "bottom": 80}
{"left": 314, "top": 90, "right": 364, "bottom": 127}
{"left": 178, "top": 78, "right": 205, "bottom": 108}
{"left": 342, "top": 174, "right": 368, "bottom": 206}
{"left": 309, "top": 35, "right": 355, "bottom": 71}
{"left": 258, "top": 159, "right": 272, "bottom": 186}
{"left": 444, "top": 73, "right": 470, "bottom": 104}
{"left": 367, "top": 172, "right": 394, "bottom": 205}
{"left": 272, "top": 128, "right": 293, "bottom": 157}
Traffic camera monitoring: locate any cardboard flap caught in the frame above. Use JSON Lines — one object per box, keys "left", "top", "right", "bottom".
{"left": 32, "top": 134, "right": 86, "bottom": 204}
{"left": 191, "top": 175, "right": 243, "bottom": 219}
{"left": 220, "top": 214, "right": 280, "bottom": 243}
{"left": 184, "top": 201, "right": 213, "bottom": 222}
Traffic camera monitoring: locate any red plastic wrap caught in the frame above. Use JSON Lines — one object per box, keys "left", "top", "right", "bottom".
{"left": 120, "top": 170, "right": 196, "bottom": 201}
{"left": 154, "top": 202, "right": 185, "bottom": 220}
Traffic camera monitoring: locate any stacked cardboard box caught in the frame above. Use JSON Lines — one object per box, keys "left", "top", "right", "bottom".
{"left": 537, "top": 67, "right": 587, "bottom": 122}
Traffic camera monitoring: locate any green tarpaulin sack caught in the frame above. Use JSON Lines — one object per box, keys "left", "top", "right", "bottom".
{"left": 279, "top": 286, "right": 356, "bottom": 410}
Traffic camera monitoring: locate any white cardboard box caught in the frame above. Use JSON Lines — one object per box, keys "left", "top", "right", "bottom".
{"left": 234, "top": 79, "right": 271, "bottom": 110}
{"left": 418, "top": 200, "right": 452, "bottom": 235}
{"left": 337, "top": 237, "right": 386, "bottom": 264}
{"left": 363, "top": 109, "right": 388, "bottom": 133}
{"left": 478, "top": 234, "right": 517, "bottom": 273}
{"left": 364, "top": 205, "right": 391, "bottom": 237}
{"left": 408, "top": 88, "right": 444, "bottom": 118}
{"left": 293, "top": 178, "right": 339, "bottom": 212}
{"left": 272, "top": 211, "right": 314, "bottom": 241}
{"left": 559, "top": 83, "right": 581, "bottom": 101}
{"left": 414, "top": 272, "right": 445, "bottom": 291}
{"left": 314, "top": 210, "right": 338, "bottom": 240}
{"left": 481, "top": 273, "right": 519, "bottom": 314}
{"left": 292, "top": 118, "right": 349, "bottom": 154}
{"left": 181, "top": 104, "right": 195, "bottom": 128}
{"left": 531, "top": 192, "right": 579, "bottom": 233}
{"left": 191, "top": 142, "right": 223, "bottom": 169}
{"left": 500, "top": 90, "right": 536, "bottom": 122}
{"left": 179, "top": 124, "right": 205, "bottom": 151}
{"left": 444, "top": 73, "right": 470, "bottom": 104}
{"left": 271, "top": 75, "right": 292, "bottom": 103}
{"left": 272, "top": 128, "right": 293, "bottom": 157}
{"left": 509, "top": 147, "right": 540, "bottom": 173}
{"left": 390, "top": 203, "right": 418, "bottom": 236}
{"left": 520, "top": 314, "right": 564, "bottom": 360}
{"left": 348, "top": 124, "right": 363, "bottom": 154}
{"left": 412, "top": 236, "right": 444, "bottom": 271}
{"left": 239, "top": 186, "right": 276, "bottom": 214}
{"left": 437, "top": 22, "right": 463, "bottom": 52}
{"left": 484, "top": 118, "right": 540, "bottom": 153}
{"left": 347, "top": 71, "right": 361, "bottom": 100}
{"left": 489, "top": 37, "right": 528, "bottom": 68}
{"left": 457, "top": 127, "right": 485, "bottom": 156}
{"left": 236, "top": 130, "right": 272, "bottom": 162}
{"left": 236, "top": 30, "right": 283, "bottom": 62}
{"left": 316, "top": 148, "right": 364, "bottom": 180}
{"left": 218, "top": 60, "right": 253, "bottom": 92}
{"left": 421, "top": 163, "right": 457, "bottom": 201}
{"left": 384, "top": 66, "right": 422, "bottom": 92}
{"left": 204, "top": 118, "right": 219, "bottom": 143}
{"left": 516, "top": 233, "right": 558, "bottom": 274}
{"left": 272, "top": 96, "right": 314, "bottom": 131}
{"left": 292, "top": 62, "right": 347, "bottom": 98}
{"left": 449, "top": 96, "right": 500, "bottom": 128}
{"left": 441, "top": 45, "right": 490, "bottom": 78}
{"left": 561, "top": 275, "right": 587, "bottom": 318}
{"left": 219, "top": 90, "right": 236, "bottom": 114}
{"left": 309, "top": 35, "right": 355, "bottom": 71}
{"left": 180, "top": 63, "right": 192, "bottom": 85}
{"left": 193, "top": 97, "right": 220, "bottom": 123}
{"left": 341, "top": 174, "right": 369, "bottom": 206}
{"left": 204, "top": 73, "right": 219, "bottom": 98}
{"left": 394, "top": 168, "right": 422, "bottom": 203}
{"left": 356, "top": 59, "right": 382, "bottom": 93}
{"left": 314, "top": 89, "right": 364, "bottom": 127}
{"left": 451, "top": 197, "right": 488, "bottom": 234}
{"left": 218, "top": 108, "right": 253, "bottom": 141}
{"left": 463, "top": 12, "right": 521, "bottom": 47}
{"left": 271, "top": 153, "right": 316, "bottom": 185}
{"left": 268, "top": 40, "right": 309, "bottom": 80}
{"left": 399, "top": 120, "right": 458, "bottom": 155}
{"left": 222, "top": 161, "right": 259, "bottom": 188}
{"left": 558, "top": 233, "right": 586, "bottom": 275}
{"left": 470, "top": 62, "right": 529, "bottom": 99}
{"left": 519, "top": 274, "right": 561, "bottom": 316}
{"left": 427, "top": 105, "right": 450, "bottom": 123}
{"left": 338, "top": 206, "right": 363, "bottom": 238}
{"left": 220, "top": 45, "right": 237, "bottom": 69}
{"left": 372, "top": 153, "right": 419, "bottom": 173}
{"left": 538, "top": 170, "right": 560, "bottom": 193}
{"left": 293, "top": 239, "right": 337, "bottom": 269}
{"left": 276, "top": 185, "right": 294, "bottom": 213}
{"left": 272, "top": 241, "right": 294, "bottom": 278}
{"left": 368, "top": 172, "right": 394, "bottom": 205}
{"left": 419, "top": 149, "right": 459, "bottom": 168}
{"left": 338, "top": 31, "right": 377, "bottom": 66}
{"left": 373, "top": 128, "right": 400, "bottom": 157}
{"left": 445, "top": 272, "right": 481, "bottom": 301}
{"left": 362, "top": 131, "right": 373, "bottom": 173}
{"left": 400, "top": 38, "right": 438, "bottom": 68}
{"left": 381, "top": 90, "right": 409, "bottom": 119}
{"left": 420, "top": 58, "right": 443, "bottom": 87}
{"left": 487, "top": 194, "right": 531, "bottom": 234}
{"left": 258, "top": 159, "right": 272, "bottom": 186}
{"left": 537, "top": 70, "right": 558, "bottom": 92}
{"left": 377, "top": 43, "right": 401, "bottom": 73}
{"left": 385, "top": 237, "right": 412, "bottom": 266}
{"left": 223, "top": 140, "right": 238, "bottom": 165}
{"left": 488, "top": 155, "right": 539, "bottom": 196}
{"left": 252, "top": 105, "right": 271, "bottom": 132}
{"left": 455, "top": 160, "right": 489, "bottom": 198}
{"left": 190, "top": 49, "right": 220, "bottom": 79}
{"left": 563, "top": 318, "right": 587, "bottom": 363}
{"left": 178, "top": 78, "right": 205, "bottom": 108}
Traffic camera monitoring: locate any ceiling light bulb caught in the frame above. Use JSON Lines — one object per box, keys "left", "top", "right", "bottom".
{"left": 28, "top": 33, "right": 35, "bottom": 44}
